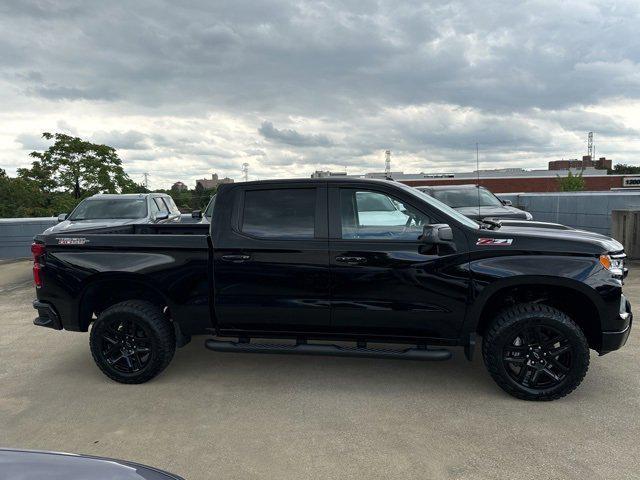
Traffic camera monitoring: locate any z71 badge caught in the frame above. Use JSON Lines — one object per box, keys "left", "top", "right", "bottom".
{"left": 476, "top": 238, "right": 513, "bottom": 246}
{"left": 57, "top": 237, "right": 89, "bottom": 245}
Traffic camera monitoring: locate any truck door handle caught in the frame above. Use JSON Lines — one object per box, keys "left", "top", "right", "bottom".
{"left": 335, "top": 256, "right": 366, "bottom": 264}
{"left": 221, "top": 254, "right": 251, "bottom": 263}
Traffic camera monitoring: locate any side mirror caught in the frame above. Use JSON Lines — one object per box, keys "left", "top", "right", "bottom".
{"left": 154, "top": 212, "right": 169, "bottom": 222}
{"left": 191, "top": 210, "right": 203, "bottom": 219}
{"left": 57, "top": 213, "right": 67, "bottom": 222}
{"left": 501, "top": 199, "right": 513, "bottom": 206}
{"left": 419, "top": 224, "right": 453, "bottom": 244}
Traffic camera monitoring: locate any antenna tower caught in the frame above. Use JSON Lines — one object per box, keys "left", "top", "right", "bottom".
{"left": 241, "top": 163, "right": 249, "bottom": 182}
{"left": 142, "top": 172, "right": 150, "bottom": 189}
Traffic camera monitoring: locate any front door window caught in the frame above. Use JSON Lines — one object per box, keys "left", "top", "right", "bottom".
{"left": 340, "top": 189, "right": 430, "bottom": 240}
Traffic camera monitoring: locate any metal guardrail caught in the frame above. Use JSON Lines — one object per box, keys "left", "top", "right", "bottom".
{"left": 497, "top": 191, "right": 640, "bottom": 236}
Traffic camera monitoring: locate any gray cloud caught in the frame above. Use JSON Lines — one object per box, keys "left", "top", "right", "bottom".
{"left": 259, "top": 121, "right": 334, "bottom": 147}
{"left": 28, "top": 84, "right": 120, "bottom": 101}
{"left": 15, "top": 133, "right": 50, "bottom": 151}
{"left": 1, "top": 0, "right": 640, "bottom": 187}
{"left": 91, "top": 130, "right": 149, "bottom": 150}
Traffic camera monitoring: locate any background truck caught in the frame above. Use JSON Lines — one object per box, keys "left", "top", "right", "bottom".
{"left": 31, "top": 178, "right": 632, "bottom": 400}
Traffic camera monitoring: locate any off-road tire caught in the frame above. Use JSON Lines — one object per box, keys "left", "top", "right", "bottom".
{"left": 482, "top": 303, "right": 590, "bottom": 401}
{"left": 89, "top": 300, "right": 175, "bottom": 384}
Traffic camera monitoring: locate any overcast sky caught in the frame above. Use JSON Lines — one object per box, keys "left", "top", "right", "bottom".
{"left": 1, "top": 0, "right": 639, "bottom": 189}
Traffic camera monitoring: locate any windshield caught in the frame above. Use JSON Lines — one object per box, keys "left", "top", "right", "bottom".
{"left": 430, "top": 187, "right": 503, "bottom": 208}
{"left": 399, "top": 184, "right": 479, "bottom": 229}
{"left": 68, "top": 198, "right": 148, "bottom": 220}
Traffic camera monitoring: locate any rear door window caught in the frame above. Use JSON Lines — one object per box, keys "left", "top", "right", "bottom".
{"left": 241, "top": 188, "right": 316, "bottom": 239}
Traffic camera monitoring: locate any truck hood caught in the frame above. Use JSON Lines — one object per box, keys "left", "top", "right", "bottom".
{"left": 482, "top": 222, "right": 624, "bottom": 254}
{"left": 456, "top": 205, "right": 530, "bottom": 220}
{"left": 43, "top": 218, "right": 143, "bottom": 234}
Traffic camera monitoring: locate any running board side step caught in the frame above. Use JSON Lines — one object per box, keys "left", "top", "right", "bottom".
{"left": 204, "top": 339, "right": 452, "bottom": 361}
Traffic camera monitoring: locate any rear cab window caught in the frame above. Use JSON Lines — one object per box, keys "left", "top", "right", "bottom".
{"left": 241, "top": 188, "right": 316, "bottom": 239}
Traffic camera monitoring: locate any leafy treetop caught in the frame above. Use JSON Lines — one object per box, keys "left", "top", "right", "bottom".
{"left": 557, "top": 171, "right": 585, "bottom": 192}
{"left": 17, "top": 132, "right": 137, "bottom": 199}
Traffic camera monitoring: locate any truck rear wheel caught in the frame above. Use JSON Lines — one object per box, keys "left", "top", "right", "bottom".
{"left": 482, "top": 303, "right": 590, "bottom": 401}
{"left": 89, "top": 300, "right": 175, "bottom": 384}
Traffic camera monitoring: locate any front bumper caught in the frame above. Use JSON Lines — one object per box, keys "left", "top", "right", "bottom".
{"left": 599, "top": 296, "right": 633, "bottom": 354}
{"left": 33, "top": 300, "right": 62, "bottom": 330}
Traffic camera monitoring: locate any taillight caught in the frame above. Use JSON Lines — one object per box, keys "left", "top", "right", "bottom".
{"left": 31, "top": 242, "right": 45, "bottom": 288}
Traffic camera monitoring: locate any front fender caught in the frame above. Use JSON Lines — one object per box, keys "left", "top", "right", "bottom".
{"left": 461, "top": 254, "right": 614, "bottom": 336}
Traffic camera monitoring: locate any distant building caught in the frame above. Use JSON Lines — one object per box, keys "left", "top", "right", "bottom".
{"left": 308, "top": 166, "right": 634, "bottom": 193}
{"left": 195, "top": 173, "right": 234, "bottom": 190}
{"left": 171, "top": 181, "right": 188, "bottom": 192}
{"left": 549, "top": 156, "right": 612, "bottom": 171}
{"left": 310, "top": 170, "right": 348, "bottom": 178}
{"left": 401, "top": 167, "right": 631, "bottom": 193}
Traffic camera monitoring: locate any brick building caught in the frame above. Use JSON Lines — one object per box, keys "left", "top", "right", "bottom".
{"left": 195, "top": 173, "right": 234, "bottom": 190}
{"left": 171, "top": 181, "right": 188, "bottom": 191}
{"left": 549, "top": 155, "right": 612, "bottom": 171}
{"left": 401, "top": 172, "right": 633, "bottom": 193}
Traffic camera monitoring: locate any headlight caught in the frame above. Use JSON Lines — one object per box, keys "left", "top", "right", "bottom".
{"left": 600, "top": 254, "right": 625, "bottom": 276}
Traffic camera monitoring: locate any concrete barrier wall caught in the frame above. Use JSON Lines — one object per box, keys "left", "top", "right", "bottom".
{"left": 611, "top": 210, "right": 640, "bottom": 258}
{"left": 0, "top": 215, "right": 198, "bottom": 260}
{"left": 0, "top": 218, "right": 58, "bottom": 260}
{"left": 497, "top": 191, "right": 640, "bottom": 236}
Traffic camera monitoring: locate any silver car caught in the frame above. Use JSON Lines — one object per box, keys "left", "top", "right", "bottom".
{"left": 44, "top": 193, "right": 181, "bottom": 234}
{"left": 416, "top": 184, "right": 533, "bottom": 222}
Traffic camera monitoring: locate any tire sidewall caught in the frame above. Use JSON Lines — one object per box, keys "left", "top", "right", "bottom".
{"left": 483, "top": 305, "right": 590, "bottom": 400}
{"left": 89, "top": 301, "right": 175, "bottom": 383}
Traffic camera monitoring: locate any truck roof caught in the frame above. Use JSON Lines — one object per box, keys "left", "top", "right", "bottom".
{"left": 417, "top": 184, "right": 483, "bottom": 190}
{"left": 88, "top": 193, "right": 166, "bottom": 199}
{"left": 231, "top": 177, "right": 398, "bottom": 186}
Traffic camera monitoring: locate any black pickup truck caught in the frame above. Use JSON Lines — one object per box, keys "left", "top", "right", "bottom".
{"left": 31, "top": 178, "right": 632, "bottom": 400}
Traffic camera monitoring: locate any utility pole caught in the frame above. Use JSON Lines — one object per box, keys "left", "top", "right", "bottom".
{"left": 476, "top": 142, "right": 480, "bottom": 219}
{"left": 241, "top": 163, "right": 249, "bottom": 182}
{"left": 385, "top": 150, "right": 391, "bottom": 176}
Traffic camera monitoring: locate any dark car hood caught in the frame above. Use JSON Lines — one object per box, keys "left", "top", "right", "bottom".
{"left": 43, "top": 218, "right": 144, "bottom": 234}
{"left": 456, "top": 205, "right": 529, "bottom": 220}
{"left": 0, "top": 449, "right": 183, "bottom": 480}
{"left": 478, "top": 222, "right": 623, "bottom": 254}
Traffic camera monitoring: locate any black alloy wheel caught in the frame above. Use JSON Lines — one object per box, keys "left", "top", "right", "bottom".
{"left": 502, "top": 325, "right": 573, "bottom": 389}
{"left": 90, "top": 300, "right": 176, "bottom": 384}
{"left": 99, "top": 317, "right": 153, "bottom": 374}
{"left": 483, "top": 303, "right": 590, "bottom": 401}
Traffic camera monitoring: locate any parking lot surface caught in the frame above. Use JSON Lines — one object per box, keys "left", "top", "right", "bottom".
{"left": 1, "top": 259, "right": 638, "bottom": 479}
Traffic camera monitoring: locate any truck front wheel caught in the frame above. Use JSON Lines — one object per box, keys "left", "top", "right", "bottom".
{"left": 482, "top": 303, "right": 590, "bottom": 401}
{"left": 89, "top": 300, "right": 176, "bottom": 384}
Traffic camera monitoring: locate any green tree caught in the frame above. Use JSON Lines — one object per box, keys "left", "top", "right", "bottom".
{"left": 609, "top": 164, "right": 640, "bottom": 175}
{"left": 17, "top": 132, "right": 135, "bottom": 199}
{"left": 0, "top": 175, "right": 47, "bottom": 217}
{"left": 557, "top": 171, "right": 585, "bottom": 191}
{"left": 121, "top": 182, "right": 150, "bottom": 194}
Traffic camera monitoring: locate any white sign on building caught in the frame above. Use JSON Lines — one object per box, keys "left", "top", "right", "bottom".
{"left": 622, "top": 177, "right": 640, "bottom": 187}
